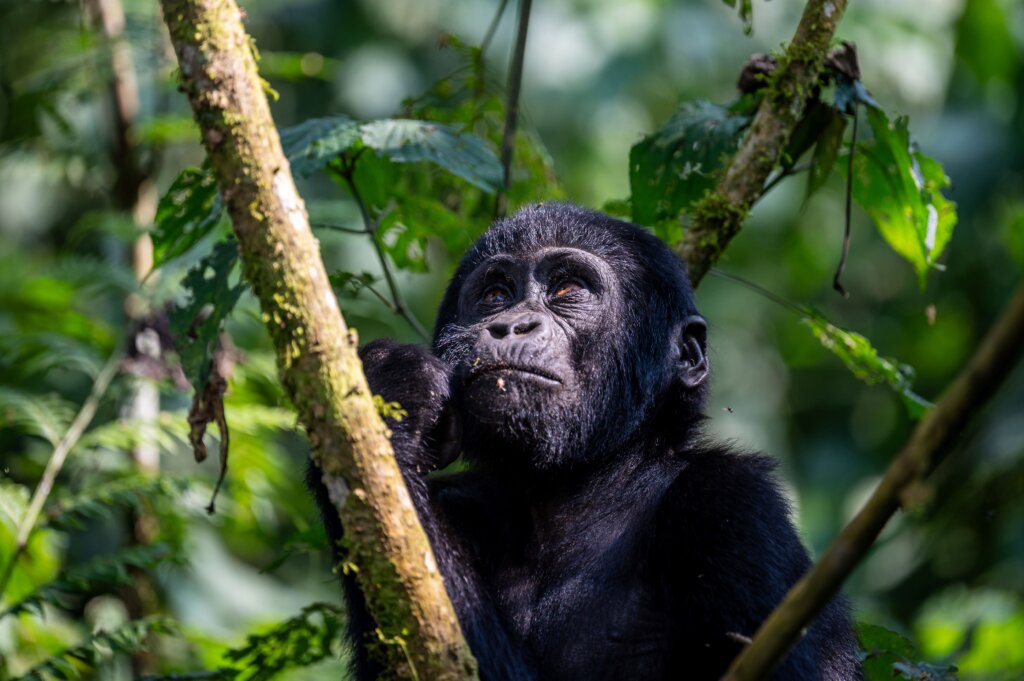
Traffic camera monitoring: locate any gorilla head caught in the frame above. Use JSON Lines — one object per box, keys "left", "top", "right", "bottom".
{"left": 433, "top": 203, "right": 709, "bottom": 472}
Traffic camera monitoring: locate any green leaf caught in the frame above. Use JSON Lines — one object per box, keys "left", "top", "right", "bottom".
{"left": 220, "top": 603, "right": 345, "bottom": 681}
{"left": 13, "top": 617, "right": 177, "bottom": 681}
{"left": 806, "top": 107, "right": 847, "bottom": 199}
{"left": 168, "top": 239, "right": 247, "bottom": 391}
{"left": 152, "top": 167, "right": 224, "bottom": 269}
{"left": 721, "top": 0, "right": 754, "bottom": 34}
{"left": 859, "top": 623, "right": 959, "bottom": 681}
{"left": 629, "top": 100, "right": 751, "bottom": 228}
{"left": 42, "top": 476, "right": 190, "bottom": 532}
{"left": 801, "top": 309, "right": 932, "bottom": 418}
{"left": 845, "top": 108, "right": 957, "bottom": 287}
{"left": 0, "top": 388, "right": 76, "bottom": 446}
{"left": 1, "top": 544, "right": 182, "bottom": 620}
{"left": 279, "top": 115, "right": 361, "bottom": 178}
{"left": 360, "top": 119, "right": 503, "bottom": 191}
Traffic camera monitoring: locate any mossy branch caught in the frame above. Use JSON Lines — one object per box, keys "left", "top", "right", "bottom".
{"left": 680, "top": 0, "right": 849, "bottom": 286}
{"left": 722, "top": 283, "right": 1024, "bottom": 680}
{"left": 156, "top": 1, "right": 478, "bottom": 679}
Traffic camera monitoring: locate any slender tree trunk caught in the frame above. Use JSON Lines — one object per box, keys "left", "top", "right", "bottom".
{"left": 156, "top": 1, "right": 478, "bottom": 679}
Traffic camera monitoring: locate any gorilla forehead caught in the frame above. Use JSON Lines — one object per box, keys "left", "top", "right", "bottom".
{"left": 433, "top": 203, "right": 699, "bottom": 339}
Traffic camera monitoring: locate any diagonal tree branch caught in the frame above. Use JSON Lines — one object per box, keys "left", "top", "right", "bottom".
{"left": 681, "top": 0, "right": 849, "bottom": 287}
{"left": 722, "top": 282, "right": 1024, "bottom": 680}
{"left": 156, "top": 1, "right": 477, "bottom": 679}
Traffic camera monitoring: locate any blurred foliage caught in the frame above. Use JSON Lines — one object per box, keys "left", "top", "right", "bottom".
{"left": 1, "top": 1, "right": 1022, "bottom": 680}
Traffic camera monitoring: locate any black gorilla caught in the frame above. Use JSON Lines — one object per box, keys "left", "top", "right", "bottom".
{"left": 309, "top": 204, "right": 861, "bottom": 680}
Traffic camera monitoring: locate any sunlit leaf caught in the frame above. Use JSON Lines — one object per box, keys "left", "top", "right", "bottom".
{"left": 167, "top": 239, "right": 246, "bottom": 391}
{"left": 845, "top": 108, "right": 957, "bottom": 287}
{"left": 13, "top": 616, "right": 177, "bottom": 681}
{"left": 859, "top": 623, "right": 959, "bottom": 681}
{"left": 360, "top": 118, "right": 503, "bottom": 191}
{"left": 280, "top": 115, "right": 361, "bottom": 178}
{"left": 152, "top": 167, "right": 224, "bottom": 269}
{"left": 801, "top": 309, "right": 932, "bottom": 418}
{"left": 629, "top": 100, "right": 751, "bottom": 229}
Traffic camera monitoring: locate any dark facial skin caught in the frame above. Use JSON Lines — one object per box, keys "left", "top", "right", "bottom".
{"left": 309, "top": 204, "right": 862, "bottom": 681}
{"left": 450, "top": 247, "right": 623, "bottom": 468}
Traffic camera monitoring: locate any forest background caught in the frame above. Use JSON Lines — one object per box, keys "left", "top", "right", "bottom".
{"left": 0, "top": 0, "right": 1022, "bottom": 680}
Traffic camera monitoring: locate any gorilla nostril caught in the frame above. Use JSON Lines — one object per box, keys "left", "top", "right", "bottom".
{"left": 487, "top": 321, "right": 510, "bottom": 339}
{"left": 513, "top": 319, "right": 540, "bottom": 336}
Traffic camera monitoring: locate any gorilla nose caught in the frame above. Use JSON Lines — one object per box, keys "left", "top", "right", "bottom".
{"left": 486, "top": 312, "right": 546, "bottom": 340}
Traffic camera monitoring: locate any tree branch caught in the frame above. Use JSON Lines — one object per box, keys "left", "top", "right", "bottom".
{"left": 722, "top": 282, "right": 1024, "bottom": 680}
{"left": 156, "top": 2, "right": 477, "bottom": 679}
{"left": 494, "top": 0, "right": 533, "bottom": 219}
{"left": 680, "top": 0, "right": 849, "bottom": 286}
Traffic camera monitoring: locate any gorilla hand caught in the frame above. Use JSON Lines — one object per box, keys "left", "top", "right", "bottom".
{"left": 358, "top": 339, "right": 460, "bottom": 475}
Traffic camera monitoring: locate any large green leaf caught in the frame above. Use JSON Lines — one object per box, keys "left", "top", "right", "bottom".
{"left": 279, "top": 115, "right": 361, "bottom": 178}
{"left": 859, "top": 623, "right": 959, "bottom": 681}
{"left": 846, "top": 108, "right": 957, "bottom": 286}
{"left": 167, "top": 239, "right": 246, "bottom": 391}
{"left": 801, "top": 308, "right": 932, "bottom": 419}
{"left": 629, "top": 100, "right": 751, "bottom": 230}
{"left": 360, "top": 118, "right": 503, "bottom": 191}
{"left": 152, "top": 167, "right": 224, "bottom": 269}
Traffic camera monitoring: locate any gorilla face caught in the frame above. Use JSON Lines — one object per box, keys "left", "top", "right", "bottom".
{"left": 447, "top": 247, "right": 621, "bottom": 468}
{"left": 433, "top": 204, "right": 710, "bottom": 472}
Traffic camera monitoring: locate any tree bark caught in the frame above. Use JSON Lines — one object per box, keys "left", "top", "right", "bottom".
{"left": 722, "top": 283, "right": 1024, "bottom": 680}
{"left": 680, "top": 0, "right": 849, "bottom": 286}
{"left": 156, "top": 1, "right": 478, "bottom": 679}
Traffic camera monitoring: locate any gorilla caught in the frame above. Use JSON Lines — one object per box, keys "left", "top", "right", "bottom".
{"left": 309, "top": 203, "right": 861, "bottom": 680}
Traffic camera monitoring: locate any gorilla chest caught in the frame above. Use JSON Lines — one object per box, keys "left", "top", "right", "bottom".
{"left": 492, "top": 527, "right": 673, "bottom": 678}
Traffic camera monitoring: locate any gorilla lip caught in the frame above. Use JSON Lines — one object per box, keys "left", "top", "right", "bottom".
{"left": 467, "top": 363, "right": 563, "bottom": 385}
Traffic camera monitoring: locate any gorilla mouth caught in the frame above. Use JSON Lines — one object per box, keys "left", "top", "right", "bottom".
{"left": 468, "top": 363, "right": 564, "bottom": 386}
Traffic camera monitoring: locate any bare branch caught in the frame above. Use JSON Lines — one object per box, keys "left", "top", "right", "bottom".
{"left": 722, "top": 283, "right": 1024, "bottom": 680}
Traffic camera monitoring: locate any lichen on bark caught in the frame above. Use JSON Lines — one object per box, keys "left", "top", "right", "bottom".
{"left": 679, "top": 0, "right": 849, "bottom": 287}
{"left": 157, "top": 1, "right": 478, "bottom": 678}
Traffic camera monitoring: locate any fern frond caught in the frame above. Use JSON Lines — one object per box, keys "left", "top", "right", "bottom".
{"left": 0, "top": 333, "right": 104, "bottom": 379}
{"left": 224, "top": 602, "right": 345, "bottom": 681}
{"left": 0, "top": 388, "right": 76, "bottom": 446}
{"left": 42, "top": 476, "right": 190, "bottom": 532}
{"left": 12, "top": 616, "right": 176, "bottom": 681}
{"left": 45, "top": 255, "right": 140, "bottom": 297}
{"left": 2, "top": 543, "right": 183, "bottom": 620}
{"left": 78, "top": 417, "right": 180, "bottom": 455}
{"left": 222, "top": 405, "right": 297, "bottom": 435}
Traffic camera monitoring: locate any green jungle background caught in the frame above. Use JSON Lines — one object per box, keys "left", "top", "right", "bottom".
{"left": 0, "top": 0, "right": 1022, "bottom": 679}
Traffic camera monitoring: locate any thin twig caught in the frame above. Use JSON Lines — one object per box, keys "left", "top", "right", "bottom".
{"left": 708, "top": 268, "right": 805, "bottom": 316}
{"left": 311, "top": 221, "right": 367, "bottom": 235}
{"left": 833, "top": 107, "right": 858, "bottom": 298}
{"left": 480, "top": 0, "right": 511, "bottom": 56}
{"left": 760, "top": 162, "right": 812, "bottom": 199}
{"left": 0, "top": 349, "right": 122, "bottom": 596}
{"left": 722, "top": 283, "right": 1024, "bottom": 681}
{"left": 494, "top": 0, "right": 533, "bottom": 219}
{"left": 340, "top": 172, "right": 431, "bottom": 342}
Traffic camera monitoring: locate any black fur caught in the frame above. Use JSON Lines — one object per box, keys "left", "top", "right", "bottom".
{"left": 308, "top": 204, "right": 862, "bottom": 680}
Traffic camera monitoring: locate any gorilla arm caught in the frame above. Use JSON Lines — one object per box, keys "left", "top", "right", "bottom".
{"left": 652, "top": 445, "right": 863, "bottom": 680}
{"left": 308, "top": 339, "right": 535, "bottom": 681}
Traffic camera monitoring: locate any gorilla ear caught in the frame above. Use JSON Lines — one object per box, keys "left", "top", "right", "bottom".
{"left": 673, "top": 315, "right": 709, "bottom": 390}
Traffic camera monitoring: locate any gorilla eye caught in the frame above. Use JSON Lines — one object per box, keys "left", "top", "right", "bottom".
{"left": 482, "top": 285, "right": 512, "bottom": 305}
{"left": 552, "top": 279, "right": 584, "bottom": 298}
